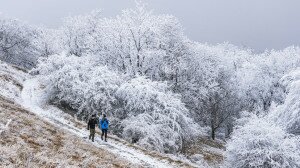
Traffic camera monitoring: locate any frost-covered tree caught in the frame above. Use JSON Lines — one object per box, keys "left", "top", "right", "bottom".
{"left": 225, "top": 113, "right": 300, "bottom": 168}
{"left": 176, "top": 43, "right": 247, "bottom": 139}
{"left": 35, "top": 28, "right": 62, "bottom": 57}
{"left": 233, "top": 46, "right": 300, "bottom": 112}
{"left": 59, "top": 2, "right": 189, "bottom": 79}
{"left": 61, "top": 10, "right": 104, "bottom": 57}
{"left": 0, "top": 16, "right": 40, "bottom": 68}
{"left": 115, "top": 77, "right": 200, "bottom": 153}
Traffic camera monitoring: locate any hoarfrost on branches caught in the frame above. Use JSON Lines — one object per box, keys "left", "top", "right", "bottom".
{"left": 116, "top": 77, "right": 200, "bottom": 153}
{"left": 225, "top": 114, "right": 300, "bottom": 168}
{"left": 33, "top": 54, "right": 124, "bottom": 119}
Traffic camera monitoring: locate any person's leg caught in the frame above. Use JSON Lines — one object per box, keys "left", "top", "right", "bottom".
{"left": 89, "top": 129, "right": 92, "bottom": 140}
{"left": 91, "top": 129, "right": 95, "bottom": 142}
{"left": 101, "top": 129, "right": 104, "bottom": 140}
{"left": 104, "top": 129, "right": 107, "bottom": 141}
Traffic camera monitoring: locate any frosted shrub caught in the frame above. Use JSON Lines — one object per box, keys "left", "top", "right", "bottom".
{"left": 33, "top": 54, "right": 124, "bottom": 118}
{"left": 225, "top": 115, "right": 300, "bottom": 168}
{"left": 116, "top": 77, "right": 199, "bottom": 153}
{"left": 269, "top": 68, "right": 300, "bottom": 135}
{"left": 0, "top": 16, "right": 39, "bottom": 69}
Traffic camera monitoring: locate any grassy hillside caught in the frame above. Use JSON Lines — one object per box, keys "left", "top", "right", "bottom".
{"left": 0, "top": 96, "right": 139, "bottom": 167}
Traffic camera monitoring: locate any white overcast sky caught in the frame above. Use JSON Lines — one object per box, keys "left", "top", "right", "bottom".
{"left": 0, "top": 0, "right": 299, "bottom": 51}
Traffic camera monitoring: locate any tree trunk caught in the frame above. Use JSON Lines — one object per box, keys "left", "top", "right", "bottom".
{"left": 211, "top": 128, "right": 216, "bottom": 140}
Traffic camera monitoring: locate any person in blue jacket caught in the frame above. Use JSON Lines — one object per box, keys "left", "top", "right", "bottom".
{"left": 99, "top": 114, "right": 109, "bottom": 142}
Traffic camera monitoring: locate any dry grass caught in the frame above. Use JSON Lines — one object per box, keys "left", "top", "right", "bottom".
{"left": 11, "top": 65, "right": 28, "bottom": 73}
{"left": 0, "top": 74, "right": 23, "bottom": 90}
{"left": 182, "top": 137, "right": 225, "bottom": 166}
{"left": 0, "top": 96, "right": 140, "bottom": 168}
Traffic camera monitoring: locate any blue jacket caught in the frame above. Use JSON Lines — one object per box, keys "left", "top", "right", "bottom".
{"left": 99, "top": 118, "right": 109, "bottom": 130}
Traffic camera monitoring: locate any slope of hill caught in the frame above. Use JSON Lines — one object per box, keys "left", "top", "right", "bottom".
{"left": 0, "top": 61, "right": 224, "bottom": 168}
{"left": 0, "top": 61, "right": 141, "bottom": 167}
{"left": 0, "top": 96, "right": 137, "bottom": 167}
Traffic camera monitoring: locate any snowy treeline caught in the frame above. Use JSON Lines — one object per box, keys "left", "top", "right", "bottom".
{"left": 2, "top": 2, "right": 300, "bottom": 161}
{"left": 52, "top": 3, "right": 300, "bottom": 141}
{"left": 0, "top": 14, "right": 60, "bottom": 68}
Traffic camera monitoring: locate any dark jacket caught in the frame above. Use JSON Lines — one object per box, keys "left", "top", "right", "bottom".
{"left": 87, "top": 117, "right": 98, "bottom": 130}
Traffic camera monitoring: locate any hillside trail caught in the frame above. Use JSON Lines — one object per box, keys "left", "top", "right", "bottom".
{"left": 20, "top": 78, "right": 200, "bottom": 168}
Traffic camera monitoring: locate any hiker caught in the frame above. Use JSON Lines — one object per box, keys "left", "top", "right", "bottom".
{"left": 99, "top": 114, "right": 109, "bottom": 142}
{"left": 87, "top": 114, "right": 98, "bottom": 142}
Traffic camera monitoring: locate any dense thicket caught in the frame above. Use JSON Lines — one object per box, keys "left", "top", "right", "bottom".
{"left": 33, "top": 3, "right": 300, "bottom": 151}
{"left": 33, "top": 53, "right": 201, "bottom": 153}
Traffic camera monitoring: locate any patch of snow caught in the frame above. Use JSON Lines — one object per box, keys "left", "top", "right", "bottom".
{"left": 0, "top": 119, "right": 12, "bottom": 135}
{"left": 0, "top": 61, "right": 28, "bottom": 103}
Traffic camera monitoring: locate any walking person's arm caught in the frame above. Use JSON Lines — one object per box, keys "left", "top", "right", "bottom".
{"left": 99, "top": 120, "right": 103, "bottom": 129}
{"left": 87, "top": 120, "right": 90, "bottom": 130}
{"left": 97, "top": 117, "right": 100, "bottom": 129}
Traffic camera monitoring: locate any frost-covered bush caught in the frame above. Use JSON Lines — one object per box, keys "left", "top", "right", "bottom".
{"left": 225, "top": 114, "right": 300, "bottom": 168}
{"left": 0, "top": 16, "right": 40, "bottom": 69}
{"left": 269, "top": 68, "right": 300, "bottom": 135}
{"left": 116, "top": 77, "right": 199, "bottom": 153}
{"left": 33, "top": 54, "right": 124, "bottom": 118}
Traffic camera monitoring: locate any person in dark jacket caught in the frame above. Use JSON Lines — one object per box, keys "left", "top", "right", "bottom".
{"left": 99, "top": 114, "right": 109, "bottom": 142}
{"left": 87, "top": 114, "right": 98, "bottom": 142}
